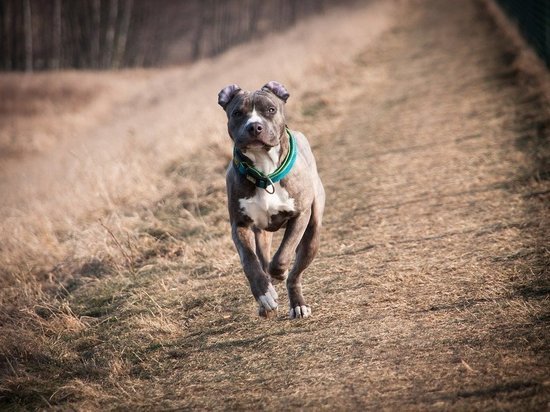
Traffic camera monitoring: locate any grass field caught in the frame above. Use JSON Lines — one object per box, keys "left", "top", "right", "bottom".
{"left": 1, "top": 0, "right": 548, "bottom": 410}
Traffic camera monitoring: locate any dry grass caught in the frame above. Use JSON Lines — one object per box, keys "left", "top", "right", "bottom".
{"left": 0, "top": 71, "right": 154, "bottom": 158}
{"left": 1, "top": 0, "right": 549, "bottom": 410}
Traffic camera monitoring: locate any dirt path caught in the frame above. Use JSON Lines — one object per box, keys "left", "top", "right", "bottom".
{"left": 1, "top": 0, "right": 548, "bottom": 410}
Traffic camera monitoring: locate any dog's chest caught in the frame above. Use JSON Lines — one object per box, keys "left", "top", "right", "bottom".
{"left": 239, "top": 185, "right": 295, "bottom": 230}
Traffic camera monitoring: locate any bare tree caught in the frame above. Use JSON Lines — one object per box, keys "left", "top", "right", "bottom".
{"left": 51, "top": 0, "right": 62, "bottom": 69}
{"left": 2, "top": 0, "right": 13, "bottom": 70}
{"left": 192, "top": 1, "right": 206, "bottom": 60}
{"left": 90, "top": 0, "right": 100, "bottom": 69}
{"left": 114, "top": 0, "right": 133, "bottom": 68}
{"left": 104, "top": 0, "right": 118, "bottom": 68}
{"left": 248, "top": 0, "right": 261, "bottom": 37}
{"left": 23, "top": 0, "right": 33, "bottom": 72}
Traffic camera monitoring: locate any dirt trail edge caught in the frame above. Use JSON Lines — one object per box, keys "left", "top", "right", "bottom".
{"left": 1, "top": 0, "right": 548, "bottom": 410}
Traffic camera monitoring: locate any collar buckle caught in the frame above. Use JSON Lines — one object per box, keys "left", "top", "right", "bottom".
{"left": 264, "top": 177, "right": 275, "bottom": 194}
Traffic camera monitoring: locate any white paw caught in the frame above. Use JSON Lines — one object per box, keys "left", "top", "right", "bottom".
{"left": 257, "top": 284, "right": 278, "bottom": 312}
{"left": 289, "top": 305, "right": 311, "bottom": 319}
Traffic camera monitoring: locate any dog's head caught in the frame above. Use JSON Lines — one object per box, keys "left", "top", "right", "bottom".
{"left": 218, "top": 81, "right": 290, "bottom": 150}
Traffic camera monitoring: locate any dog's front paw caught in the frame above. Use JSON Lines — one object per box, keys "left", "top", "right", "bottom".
{"left": 257, "top": 284, "right": 278, "bottom": 318}
{"left": 289, "top": 305, "right": 311, "bottom": 319}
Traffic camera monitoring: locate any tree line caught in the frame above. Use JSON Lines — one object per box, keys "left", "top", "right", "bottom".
{"left": 0, "top": 0, "right": 359, "bottom": 72}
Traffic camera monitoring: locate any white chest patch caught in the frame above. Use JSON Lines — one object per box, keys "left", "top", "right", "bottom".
{"left": 239, "top": 184, "right": 295, "bottom": 229}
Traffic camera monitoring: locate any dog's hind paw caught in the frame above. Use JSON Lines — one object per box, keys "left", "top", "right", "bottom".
{"left": 257, "top": 284, "right": 278, "bottom": 318}
{"left": 289, "top": 305, "right": 311, "bottom": 319}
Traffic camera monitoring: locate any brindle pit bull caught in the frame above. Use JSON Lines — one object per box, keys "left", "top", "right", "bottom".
{"left": 218, "top": 81, "right": 325, "bottom": 319}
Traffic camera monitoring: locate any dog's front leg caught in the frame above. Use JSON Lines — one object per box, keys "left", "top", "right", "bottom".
{"left": 232, "top": 224, "right": 279, "bottom": 317}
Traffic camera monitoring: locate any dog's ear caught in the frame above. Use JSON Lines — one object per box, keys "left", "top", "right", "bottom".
{"left": 218, "top": 84, "right": 242, "bottom": 110}
{"left": 262, "top": 81, "right": 290, "bottom": 103}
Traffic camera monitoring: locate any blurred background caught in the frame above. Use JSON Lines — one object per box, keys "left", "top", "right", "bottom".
{"left": 1, "top": 0, "right": 548, "bottom": 72}
{"left": 0, "top": 0, "right": 361, "bottom": 71}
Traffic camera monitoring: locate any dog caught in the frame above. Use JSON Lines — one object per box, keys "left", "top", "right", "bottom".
{"left": 218, "top": 81, "right": 325, "bottom": 319}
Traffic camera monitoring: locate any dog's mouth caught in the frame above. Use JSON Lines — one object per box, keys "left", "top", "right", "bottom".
{"left": 237, "top": 137, "right": 278, "bottom": 150}
{"left": 247, "top": 140, "right": 273, "bottom": 149}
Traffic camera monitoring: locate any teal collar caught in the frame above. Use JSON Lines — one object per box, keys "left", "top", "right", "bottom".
{"left": 233, "top": 128, "right": 298, "bottom": 194}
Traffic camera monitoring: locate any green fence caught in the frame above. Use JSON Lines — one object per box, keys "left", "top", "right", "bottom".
{"left": 496, "top": 0, "right": 550, "bottom": 67}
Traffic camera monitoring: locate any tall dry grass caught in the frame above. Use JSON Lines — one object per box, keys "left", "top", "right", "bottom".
{"left": 0, "top": 1, "right": 393, "bottom": 285}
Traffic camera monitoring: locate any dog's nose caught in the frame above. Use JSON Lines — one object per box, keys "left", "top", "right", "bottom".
{"left": 246, "top": 122, "right": 263, "bottom": 136}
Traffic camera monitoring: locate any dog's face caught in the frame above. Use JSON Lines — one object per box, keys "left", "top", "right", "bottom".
{"left": 218, "top": 81, "right": 290, "bottom": 150}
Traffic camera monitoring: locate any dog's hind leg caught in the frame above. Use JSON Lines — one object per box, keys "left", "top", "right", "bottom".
{"left": 287, "top": 192, "right": 324, "bottom": 319}
{"left": 268, "top": 208, "right": 311, "bottom": 283}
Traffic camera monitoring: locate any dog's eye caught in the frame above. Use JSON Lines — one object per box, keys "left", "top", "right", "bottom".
{"left": 267, "top": 107, "right": 277, "bottom": 115}
{"left": 232, "top": 110, "right": 243, "bottom": 118}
